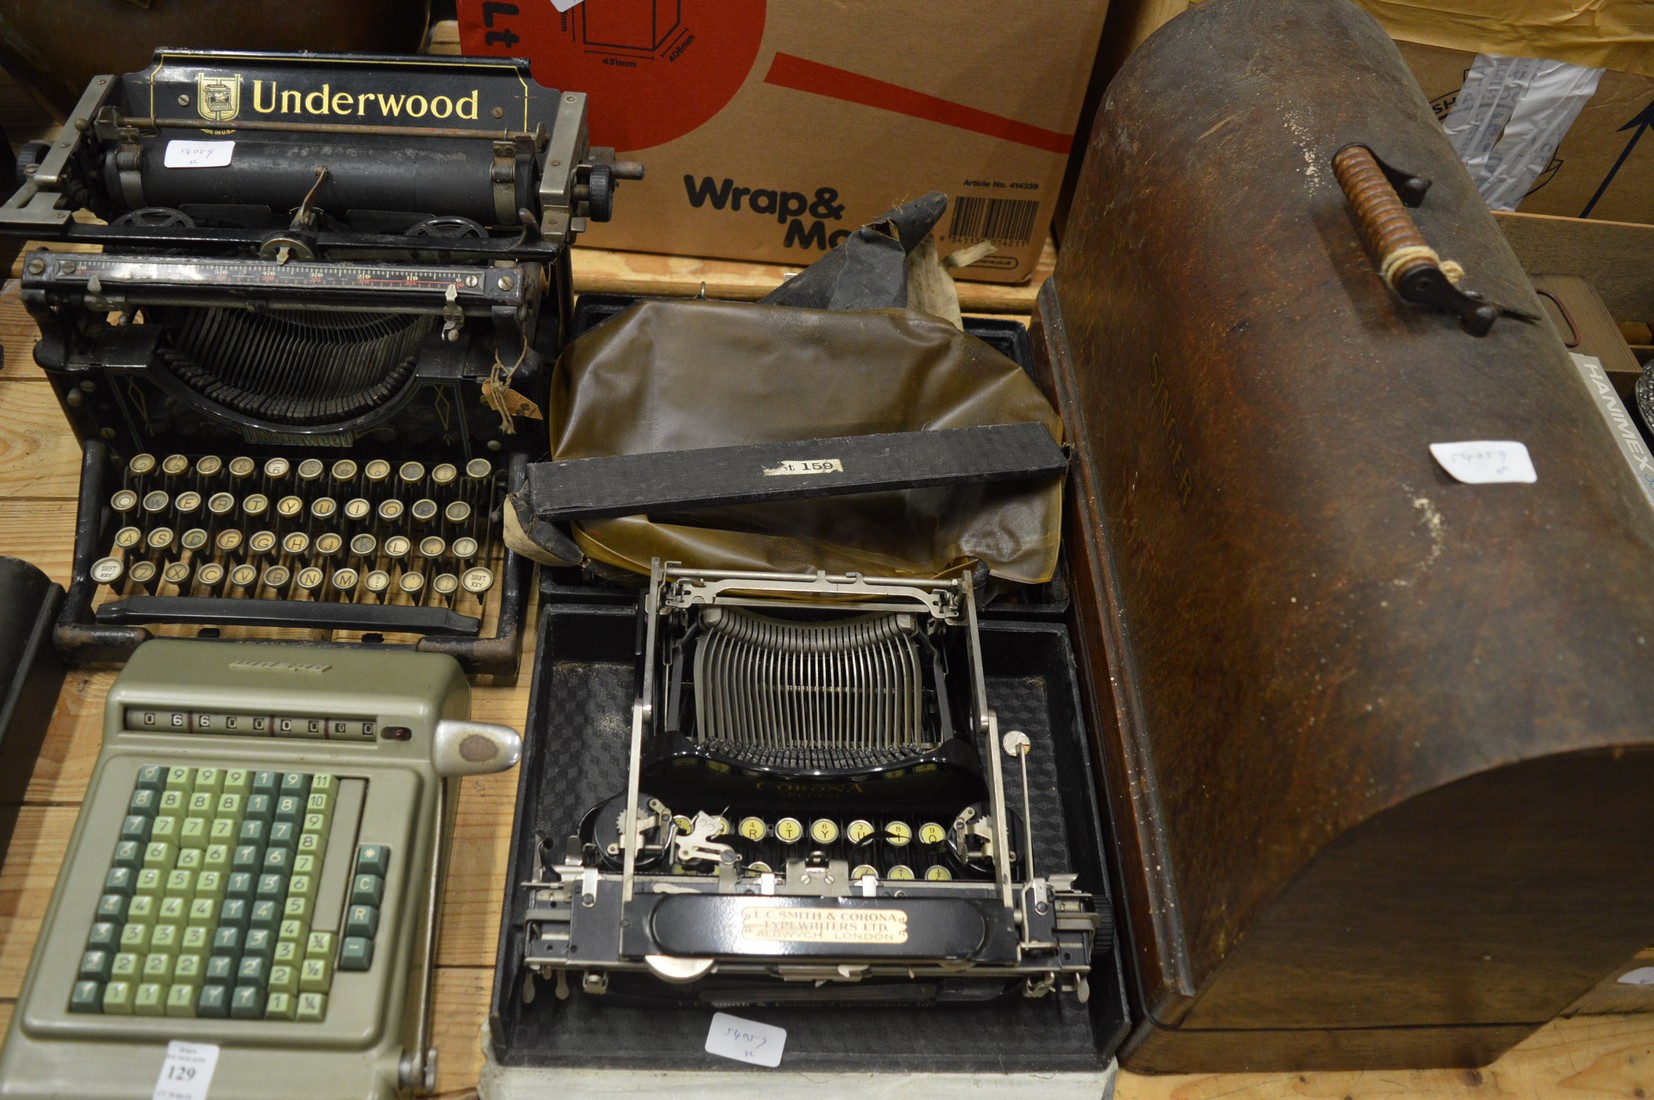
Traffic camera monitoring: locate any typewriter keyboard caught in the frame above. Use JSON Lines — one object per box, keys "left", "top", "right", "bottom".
{"left": 89, "top": 454, "right": 504, "bottom": 624}
{"left": 73, "top": 764, "right": 387, "bottom": 1021}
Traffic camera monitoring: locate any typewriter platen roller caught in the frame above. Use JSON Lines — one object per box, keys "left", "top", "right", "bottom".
{"left": 519, "top": 563, "right": 1107, "bottom": 1004}
{"left": 1, "top": 51, "right": 639, "bottom": 674}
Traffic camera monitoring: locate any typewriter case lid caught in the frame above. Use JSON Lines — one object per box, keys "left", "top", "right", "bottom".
{"left": 1036, "top": 0, "right": 1654, "bottom": 1072}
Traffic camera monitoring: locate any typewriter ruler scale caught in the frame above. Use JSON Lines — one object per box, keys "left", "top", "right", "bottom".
{"left": 0, "top": 48, "right": 639, "bottom": 675}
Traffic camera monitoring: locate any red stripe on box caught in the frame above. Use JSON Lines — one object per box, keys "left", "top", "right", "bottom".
{"left": 763, "top": 52, "right": 1074, "bottom": 155}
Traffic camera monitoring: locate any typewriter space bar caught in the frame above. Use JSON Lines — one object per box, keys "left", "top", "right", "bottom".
{"left": 96, "top": 596, "right": 481, "bottom": 635}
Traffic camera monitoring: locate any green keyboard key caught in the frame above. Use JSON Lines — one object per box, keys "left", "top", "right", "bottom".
{"left": 195, "top": 768, "right": 224, "bottom": 796}
{"left": 227, "top": 872, "right": 255, "bottom": 900}
{"left": 134, "top": 983, "right": 166, "bottom": 1016}
{"left": 158, "top": 791, "right": 185, "bottom": 816}
{"left": 111, "top": 840, "right": 143, "bottom": 869}
{"left": 230, "top": 985, "right": 265, "bottom": 1019}
{"left": 217, "top": 794, "right": 244, "bottom": 819}
{"left": 79, "top": 949, "right": 113, "bottom": 981}
{"left": 173, "top": 954, "right": 204, "bottom": 987}
{"left": 135, "top": 764, "right": 166, "bottom": 791}
{"left": 118, "top": 924, "right": 150, "bottom": 952}
{"left": 232, "top": 845, "right": 263, "bottom": 874}
{"left": 287, "top": 874, "right": 315, "bottom": 902}
{"left": 69, "top": 980, "right": 103, "bottom": 1013}
{"left": 279, "top": 772, "right": 310, "bottom": 800}
{"left": 295, "top": 991, "right": 326, "bottom": 1023}
{"left": 118, "top": 815, "right": 151, "bottom": 845}
{"left": 219, "top": 898, "right": 250, "bottom": 929}
{"left": 150, "top": 925, "right": 181, "bottom": 956}
{"left": 273, "top": 940, "right": 300, "bottom": 967}
{"left": 265, "top": 991, "right": 295, "bottom": 1020}
{"left": 187, "top": 898, "right": 217, "bottom": 927}
{"left": 238, "top": 820, "right": 267, "bottom": 846}
{"left": 180, "top": 926, "right": 211, "bottom": 958}
{"left": 95, "top": 894, "right": 128, "bottom": 923}
{"left": 298, "top": 956, "right": 331, "bottom": 993}
{"left": 269, "top": 822, "right": 297, "bottom": 850}
{"left": 179, "top": 818, "right": 209, "bottom": 849}
{"left": 164, "top": 870, "right": 195, "bottom": 898}
{"left": 275, "top": 796, "right": 303, "bottom": 824}
{"left": 103, "top": 981, "right": 135, "bottom": 1015}
{"left": 237, "top": 956, "right": 270, "bottom": 986}
{"left": 256, "top": 874, "right": 286, "bottom": 902}
{"left": 251, "top": 900, "right": 280, "bottom": 930}
{"left": 104, "top": 867, "right": 136, "bottom": 896}
{"left": 176, "top": 847, "right": 204, "bottom": 871}
{"left": 164, "top": 766, "right": 194, "bottom": 794}
{"left": 269, "top": 964, "right": 297, "bottom": 996}
{"left": 211, "top": 927, "right": 242, "bottom": 957}
{"left": 354, "top": 845, "right": 390, "bottom": 878}
{"left": 252, "top": 771, "right": 280, "bottom": 797}
{"left": 128, "top": 789, "right": 159, "bottom": 816}
{"left": 142, "top": 953, "right": 172, "bottom": 982}
{"left": 110, "top": 952, "right": 140, "bottom": 981}
{"left": 150, "top": 816, "right": 180, "bottom": 844}
{"left": 309, "top": 773, "right": 337, "bottom": 797}
{"left": 296, "top": 832, "right": 324, "bottom": 858}
{"left": 208, "top": 820, "right": 237, "bottom": 847}
{"left": 245, "top": 794, "right": 275, "bottom": 823}
{"left": 339, "top": 936, "right": 374, "bottom": 971}
{"left": 86, "top": 923, "right": 119, "bottom": 951}
{"left": 349, "top": 874, "right": 384, "bottom": 908}
{"left": 223, "top": 769, "right": 251, "bottom": 796}
{"left": 158, "top": 896, "right": 188, "bottom": 924}
{"left": 196, "top": 870, "right": 225, "bottom": 901}
{"left": 165, "top": 983, "right": 197, "bottom": 1017}
{"left": 283, "top": 895, "right": 313, "bottom": 924}
{"left": 204, "top": 956, "right": 234, "bottom": 986}
{"left": 143, "top": 841, "right": 176, "bottom": 869}
{"left": 197, "top": 985, "right": 228, "bottom": 1018}
{"left": 279, "top": 919, "right": 306, "bottom": 944}
{"left": 345, "top": 905, "right": 379, "bottom": 939}
{"left": 292, "top": 853, "right": 318, "bottom": 878}
{"left": 127, "top": 895, "right": 157, "bottom": 924}
{"left": 264, "top": 848, "right": 292, "bottom": 875}
{"left": 135, "top": 868, "right": 163, "bottom": 897}
{"left": 305, "top": 931, "right": 335, "bottom": 959}
{"left": 244, "top": 929, "right": 275, "bottom": 960}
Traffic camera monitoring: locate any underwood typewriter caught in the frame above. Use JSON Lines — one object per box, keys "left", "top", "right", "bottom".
{"left": 517, "top": 562, "right": 1105, "bottom": 1004}
{"left": 0, "top": 50, "right": 637, "bottom": 674}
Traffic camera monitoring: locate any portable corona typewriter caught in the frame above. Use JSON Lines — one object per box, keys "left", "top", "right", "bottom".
{"left": 515, "top": 563, "right": 1105, "bottom": 1005}
{"left": 0, "top": 50, "right": 638, "bottom": 674}
{"left": 0, "top": 640, "right": 521, "bottom": 1099}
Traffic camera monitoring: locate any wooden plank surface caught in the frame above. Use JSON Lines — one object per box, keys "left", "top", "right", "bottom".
{"left": 1494, "top": 211, "right": 1654, "bottom": 325}
{"left": 0, "top": 253, "right": 1651, "bottom": 1099}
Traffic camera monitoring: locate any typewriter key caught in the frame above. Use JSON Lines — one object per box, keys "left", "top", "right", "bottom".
{"left": 127, "top": 454, "right": 158, "bottom": 478}
{"left": 884, "top": 821, "right": 912, "bottom": 847}
{"left": 398, "top": 571, "right": 425, "bottom": 598}
{"left": 207, "top": 492, "right": 236, "bottom": 517}
{"left": 398, "top": 461, "right": 425, "bottom": 485}
{"left": 229, "top": 564, "right": 258, "bottom": 592}
{"left": 261, "top": 565, "right": 292, "bottom": 594}
{"left": 162, "top": 562, "right": 191, "bottom": 587}
{"left": 460, "top": 567, "right": 494, "bottom": 595}
{"left": 852, "top": 864, "right": 878, "bottom": 881}
{"left": 295, "top": 567, "right": 326, "bottom": 595}
{"left": 110, "top": 489, "right": 140, "bottom": 514}
{"left": 227, "top": 456, "right": 257, "bottom": 480}
{"left": 91, "top": 557, "right": 125, "bottom": 585}
{"left": 887, "top": 865, "right": 915, "bottom": 880}
{"left": 146, "top": 527, "right": 175, "bottom": 552}
{"left": 331, "top": 567, "right": 360, "bottom": 595}
{"left": 432, "top": 573, "right": 460, "bottom": 598}
{"left": 410, "top": 499, "right": 439, "bottom": 523}
{"left": 314, "top": 533, "right": 343, "bottom": 557}
{"left": 846, "top": 819, "right": 876, "bottom": 846}
{"left": 384, "top": 535, "right": 412, "bottom": 560}
{"left": 810, "top": 819, "right": 839, "bottom": 845}
{"left": 343, "top": 498, "right": 372, "bottom": 522}
{"left": 376, "top": 499, "right": 405, "bottom": 523}
{"left": 242, "top": 493, "right": 270, "bottom": 519}
{"left": 451, "top": 537, "right": 479, "bottom": 561}
{"left": 296, "top": 459, "right": 325, "bottom": 483}
{"left": 161, "top": 454, "right": 191, "bottom": 478}
{"left": 774, "top": 817, "right": 803, "bottom": 844}
{"left": 197, "top": 562, "right": 226, "bottom": 590}
{"left": 330, "top": 459, "right": 359, "bottom": 483}
{"left": 673, "top": 815, "right": 694, "bottom": 833}
{"left": 746, "top": 861, "right": 773, "bottom": 875}
{"left": 128, "top": 560, "right": 159, "bottom": 590}
{"left": 363, "top": 460, "right": 392, "bottom": 484}
{"left": 142, "top": 490, "right": 170, "bottom": 515}
{"left": 263, "top": 457, "right": 291, "bottom": 481}
{"left": 247, "top": 531, "right": 278, "bottom": 556}
{"left": 276, "top": 496, "right": 305, "bottom": 520}
{"left": 310, "top": 497, "right": 338, "bottom": 521}
{"left": 465, "top": 458, "right": 492, "bottom": 481}
{"left": 281, "top": 531, "right": 311, "bottom": 556}
{"left": 174, "top": 491, "right": 202, "bottom": 515}
{"left": 711, "top": 816, "right": 731, "bottom": 837}
{"left": 215, "top": 529, "right": 245, "bottom": 554}
{"left": 180, "top": 528, "right": 210, "bottom": 553}
{"left": 443, "top": 501, "right": 472, "bottom": 525}
{"left": 736, "top": 816, "right": 768, "bottom": 841}
{"left": 350, "top": 533, "right": 378, "bottom": 557}
{"left": 113, "top": 526, "right": 143, "bottom": 551}
{"left": 363, "top": 570, "right": 391, "bottom": 597}
{"left": 918, "top": 822, "right": 947, "bottom": 847}
{"left": 430, "top": 463, "right": 458, "bottom": 488}
{"left": 195, "top": 455, "right": 224, "bottom": 479}
{"left": 418, "top": 536, "right": 446, "bottom": 559}
{"left": 924, "top": 865, "right": 953, "bottom": 881}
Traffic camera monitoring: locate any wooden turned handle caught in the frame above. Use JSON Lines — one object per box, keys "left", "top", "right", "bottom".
{"left": 1332, "top": 144, "right": 1436, "bottom": 289}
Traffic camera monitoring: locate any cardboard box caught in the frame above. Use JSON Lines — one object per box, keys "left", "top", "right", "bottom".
{"left": 458, "top": 0, "right": 1110, "bottom": 283}
{"left": 1399, "top": 40, "right": 1654, "bottom": 225}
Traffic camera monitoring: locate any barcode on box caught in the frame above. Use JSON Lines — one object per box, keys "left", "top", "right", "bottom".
{"left": 947, "top": 196, "right": 1040, "bottom": 245}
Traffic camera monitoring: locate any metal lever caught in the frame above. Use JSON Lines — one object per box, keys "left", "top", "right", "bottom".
{"left": 1331, "top": 144, "right": 1533, "bottom": 337}
{"left": 432, "top": 718, "right": 522, "bottom": 778}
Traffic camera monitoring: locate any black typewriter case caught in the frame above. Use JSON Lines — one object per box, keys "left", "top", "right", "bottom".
{"left": 537, "top": 293, "right": 1072, "bottom": 619}
{"left": 487, "top": 600, "right": 1131, "bottom": 1076}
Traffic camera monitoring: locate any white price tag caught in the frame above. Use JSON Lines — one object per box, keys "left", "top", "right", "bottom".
{"left": 549, "top": 0, "right": 584, "bottom": 10}
{"left": 762, "top": 458, "right": 844, "bottom": 477}
{"left": 1618, "top": 966, "right": 1654, "bottom": 986}
{"left": 163, "top": 140, "right": 235, "bottom": 169}
{"left": 152, "top": 1041, "right": 219, "bottom": 1100}
{"left": 1429, "top": 440, "right": 1537, "bottom": 485}
{"left": 705, "top": 1011, "right": 786, "bottom": 1067}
